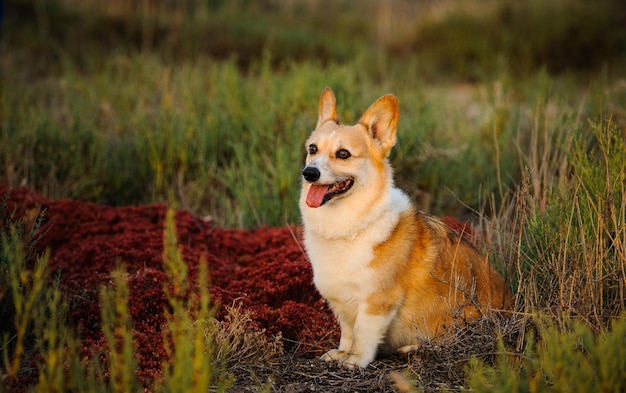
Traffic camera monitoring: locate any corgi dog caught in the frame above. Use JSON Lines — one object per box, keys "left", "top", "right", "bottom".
{"left": 299, "top": 88, "right": 512, "bottom": 369}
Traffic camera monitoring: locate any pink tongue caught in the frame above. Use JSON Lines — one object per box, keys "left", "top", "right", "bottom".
{"left": 306, "top": 184, "right": 330, "bottom": 208}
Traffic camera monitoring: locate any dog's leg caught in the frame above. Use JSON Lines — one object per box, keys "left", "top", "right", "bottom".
{"left": 339, "top": 308, "right": 397, "bottom": 368}
{"left": 321, "top": 314, "right": 354, "bottom": 362}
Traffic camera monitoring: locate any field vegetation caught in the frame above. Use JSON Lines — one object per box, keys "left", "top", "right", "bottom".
{"left": 1, "top": 0, "right": 626, "bottom": 391}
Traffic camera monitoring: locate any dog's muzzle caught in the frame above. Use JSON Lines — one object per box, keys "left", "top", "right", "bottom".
{"left": 302, "top": 166, "right": 321, "bottom": 182}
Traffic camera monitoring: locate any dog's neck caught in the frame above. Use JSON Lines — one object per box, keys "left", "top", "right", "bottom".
{"left": 303, "top": 186, "right": 412, "bottom": 242}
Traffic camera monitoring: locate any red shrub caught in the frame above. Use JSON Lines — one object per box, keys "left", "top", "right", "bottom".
{"left": 1, "top": 185, "right": 330, "bottom": 389}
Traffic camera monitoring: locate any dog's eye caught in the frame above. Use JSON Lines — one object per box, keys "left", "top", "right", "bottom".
{"left": 308, "top": 144, "right": 318, "bottom": 155}
{"left": 336, "top": 149, "right": 351, "bottom": 160}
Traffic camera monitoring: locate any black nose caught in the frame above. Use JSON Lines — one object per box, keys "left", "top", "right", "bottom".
{"left": 302, "top": 166, "right": 320, "bottom": 182}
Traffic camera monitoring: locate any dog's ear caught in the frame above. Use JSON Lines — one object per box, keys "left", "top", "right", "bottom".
{"left": 358, "top": 94, "right": 399, "bottom": 155}
{"left": 317, "top": 87, "right": 339, "bottom": 128}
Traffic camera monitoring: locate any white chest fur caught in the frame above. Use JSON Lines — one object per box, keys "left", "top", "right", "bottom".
{"left": 305, "top": 234, "right": 376, "bottom": 303}
{"left": 302, "top": 188, "right": 411, "bottom": 304}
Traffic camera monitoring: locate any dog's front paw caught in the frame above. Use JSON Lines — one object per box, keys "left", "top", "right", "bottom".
{"left": 323, "top": 351, "right": 373, "bottom": 369}
{"left": 340, "top": 353, "right": 373, "bottom": 369}
{"left": 320, "top": 349, "right": 348, "bottom": 363}
{"left": 321, "top": 349, "right": 374, "bottom": 368}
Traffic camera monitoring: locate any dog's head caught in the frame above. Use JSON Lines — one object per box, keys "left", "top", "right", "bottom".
{"left": 301, "top": 88, "right": 399, "bottom": 209}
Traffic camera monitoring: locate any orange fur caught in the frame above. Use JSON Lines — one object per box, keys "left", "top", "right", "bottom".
{"left": 299, "top": 88, "right": 512, "bottom": 368}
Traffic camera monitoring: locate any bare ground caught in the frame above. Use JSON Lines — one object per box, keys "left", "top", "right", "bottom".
{"left": 228, "top": 355, "right": 407, "bottom": 392}
{"left": 224, "top": 315, "right": 530, "bottom": 392}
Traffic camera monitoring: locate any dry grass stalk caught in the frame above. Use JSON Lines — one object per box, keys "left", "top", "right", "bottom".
{"left": 212, "top": 305, "right": 284, "bottom": 365}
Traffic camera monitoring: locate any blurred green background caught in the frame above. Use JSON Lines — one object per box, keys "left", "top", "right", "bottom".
{"left": 1, "top": 0, "right": 625, "bottom": 227}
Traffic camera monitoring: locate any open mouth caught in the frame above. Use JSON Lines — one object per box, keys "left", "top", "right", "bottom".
{"left": 306, "top": 178, "right": 354, "bottom": 208}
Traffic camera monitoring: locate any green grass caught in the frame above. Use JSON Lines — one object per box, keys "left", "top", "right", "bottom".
{"left": 2, "top": 0, "right": 625, "bottom": 228}
{"left": 391, "top": 0, "right": 626, "bottom": 80}
{"left": 2, "top": 53, "right": 620, "bottom": 227}
{"left": 467, "top": 313, "right": 626, "bottom": 392}
{"left": 452, "top": 118, "right": 626, "bottom": 391}
{"left": 1, "top": 0, "right": 624, "bottom": 228}
{"left": 519, "top": 119, "right": 626, "bottom": 328}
